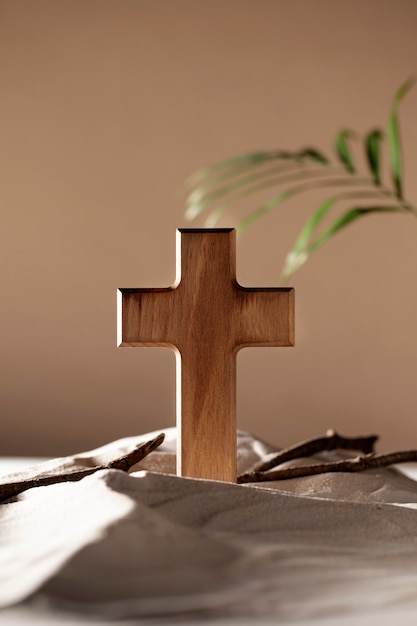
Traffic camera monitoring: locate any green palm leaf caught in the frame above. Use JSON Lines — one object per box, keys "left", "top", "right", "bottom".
{"left": 282, "top": 205, "right": 401, "bottom": 283}
{"left": 204, "top": 168, "right": 357, "bottom": 228}
{"left": 387, "top": 76, "right": 415, "bottom": 199}
{"left": 334, "top": 129, "right": 356, "bottom": 173}
{"left": 186, "top": 149, "right": 332, "bottom": 222}
{"left": 186, "top": 151, "right": 274, "bottom": 186}
{"left": 186, "top": 162, "right": 305, "bottom": 221}
{"left": 236, "top": 175, "right": 372, "bottom": 235}
{"left": 365, "top": 129, "right": 383, "bottom": 185}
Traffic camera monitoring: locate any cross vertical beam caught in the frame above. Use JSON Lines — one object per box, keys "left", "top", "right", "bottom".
{"left": 118, "top": 228, "right": 294, "bottom": 483}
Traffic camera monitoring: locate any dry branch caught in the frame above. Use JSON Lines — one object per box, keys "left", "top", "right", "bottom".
{"left": 239, "top": 429, "right": 378, "bottom": 478}
{"left": 239, "top": 449, "right": 417, "bottom": 484}
{"left": 0, "top": 433, "right": 165, "bottom": 504}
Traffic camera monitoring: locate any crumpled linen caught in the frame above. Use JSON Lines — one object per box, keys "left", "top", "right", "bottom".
{"left": 2, "top": 428, "right": 417, "bottom": 624}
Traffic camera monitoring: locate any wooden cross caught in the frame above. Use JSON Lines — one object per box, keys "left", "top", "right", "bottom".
{"left": 117, "top": 228, "right": 294, "bottom": 483}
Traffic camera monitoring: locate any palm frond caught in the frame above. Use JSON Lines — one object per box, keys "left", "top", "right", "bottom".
{"left": 185, "top": 80, "right": 416, "bottom": 283}
{"left": 387, "top": 76, "right": 415, "bottom": 199}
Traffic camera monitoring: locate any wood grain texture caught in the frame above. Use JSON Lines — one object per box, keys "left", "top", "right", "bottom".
{"left": 118, "top": 229, "right": 294, "bottom": 482}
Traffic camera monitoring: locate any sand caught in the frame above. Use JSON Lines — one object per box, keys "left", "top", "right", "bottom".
{"left": 2, "top": 428, "right": 417, "bottom": 625}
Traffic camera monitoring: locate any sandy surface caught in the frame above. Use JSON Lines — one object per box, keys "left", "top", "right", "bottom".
{"left": 2, "top": 429, "right": 417, "bottom": 624}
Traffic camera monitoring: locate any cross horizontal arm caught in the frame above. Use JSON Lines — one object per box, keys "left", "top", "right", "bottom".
{"left": 232, "top": 286, "right": 294, "bottom": 349}
{"left": 117, "top": 288, "right": 178, "bottom": 348}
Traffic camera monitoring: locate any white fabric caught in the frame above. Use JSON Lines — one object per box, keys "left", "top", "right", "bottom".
{"left": 2, "top": 429, "right": 417, "bottom": 625}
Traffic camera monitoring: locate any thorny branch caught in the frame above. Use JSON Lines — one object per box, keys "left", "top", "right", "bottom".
{"left": 0, "top": 433, "right": 165, "bottom": 504}
{"left": 238, "top": 431, "right": 417, "bottom": 484}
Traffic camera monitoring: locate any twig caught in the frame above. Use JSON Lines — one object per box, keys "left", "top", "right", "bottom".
{"left": 242, "top": 429, "right": 378, "bottom": 476}
{"left": 0, "top": 433, "right": 165, "bottom": 504}
{"left": 238, "top": 449, "right": 417, "bottom": 484}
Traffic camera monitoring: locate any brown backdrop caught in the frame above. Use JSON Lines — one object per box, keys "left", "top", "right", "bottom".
{"left": 2, "top": 0, "right": 417, "bottom": 455}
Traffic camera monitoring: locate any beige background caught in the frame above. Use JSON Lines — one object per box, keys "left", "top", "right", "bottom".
{"left": 1, "top": 0, "right": 417, "bottom": 456}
